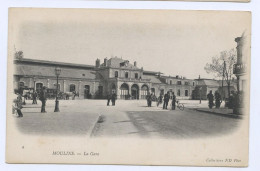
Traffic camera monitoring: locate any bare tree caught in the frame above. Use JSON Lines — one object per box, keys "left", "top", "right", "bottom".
{"left": 14, "top": 50, "right": 24, "bottom": 59}
{"left": 204, "top": 48, "right": 237, "bottom": 98}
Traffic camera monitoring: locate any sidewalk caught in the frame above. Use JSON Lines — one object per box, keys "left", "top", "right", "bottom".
{"left": 195, "top": 108, "right": 241, "bottom": 119}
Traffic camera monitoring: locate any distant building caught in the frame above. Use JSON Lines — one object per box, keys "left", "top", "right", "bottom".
{"left": 13, "top": 57, "right": 197, "bottom": 100}
{"left": 192, "top": 78, "right": 237, "bottom": 100}
{"left": 234, "top": 31, "right": 249, "bottom": 93}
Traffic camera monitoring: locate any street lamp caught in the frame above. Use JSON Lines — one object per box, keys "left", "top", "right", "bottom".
{"left": 54, "top": 67, "right": 61, "bottom": 112}
{"left": 199, "top": 87, "right": 202, "bottom": 104}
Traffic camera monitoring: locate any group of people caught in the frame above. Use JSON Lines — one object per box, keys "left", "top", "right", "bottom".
{"left": 207, "top": 90, "right": 222, "bottom": 109}
{"left": 147, "top": 92, "right": 177, "bottom": 110}
{"left": 13, "top": 86, "right": 48, "bottom": 117}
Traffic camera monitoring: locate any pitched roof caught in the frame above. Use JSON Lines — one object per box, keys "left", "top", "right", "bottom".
{"left": 142, "top": 75, "right": 163, "bottom": 84}
{"left": 14, "top": 64, "right": 96, "bottom": 80}
{"left": 14, "top": 58, "right": 95, "bottom": 69}
{"left": 197, "top": 79, "right": 219, "bottom": 87}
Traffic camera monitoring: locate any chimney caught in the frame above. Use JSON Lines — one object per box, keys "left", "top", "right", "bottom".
{"left": 104, "top": 57, "right": 107, "bottom": 67}
{"left": 134, "top": 61, "right": 137, "bottom": 67}
{"left": 95, "top": 58, "right": 100, "bottom": 68}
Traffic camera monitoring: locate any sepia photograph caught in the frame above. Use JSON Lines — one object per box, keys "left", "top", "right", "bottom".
{"left": 6, "top": 8, "right": 251, "bottom": 166}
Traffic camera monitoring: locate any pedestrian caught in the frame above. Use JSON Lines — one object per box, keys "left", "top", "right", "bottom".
{"left": 15, "top": 93, "right": 23, "bottom": 117}
{"left": 215, "top": 91, "right": 222, "bottom": 109}
{"left": 157, "top": 94, "right": 163, "bottom": 107}
{"left": 163, "top": 92, "right": 170, "bottom": 109}
{"left": 207, "top": 90, "right": 214, "bottom": 109}
{"left": 107, "top": 93, "right": 111, "bottom": 106}
{"left": 147, "top": 92, "right": 152, "bottom": 107}
{"left": 32, "top": 90, "right": 37, "bottom": 104}
{"left": 39, "top": 86, "right": 47, "bottom": 113}
{"left": 171, "top": 92, "right": 176, "bottom": 110}
{"left": 111, "top": 92, "right": 117, "bottom": 106}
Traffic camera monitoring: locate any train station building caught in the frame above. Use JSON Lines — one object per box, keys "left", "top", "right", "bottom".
{"left": 14, "top": 57, "right": 198, "bottom": 100}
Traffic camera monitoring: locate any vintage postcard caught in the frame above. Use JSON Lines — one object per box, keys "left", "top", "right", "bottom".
{"left": 6, "top": 8, "right": 251, "bottom": 166}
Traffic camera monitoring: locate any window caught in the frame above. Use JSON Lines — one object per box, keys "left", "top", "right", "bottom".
{"left": 115, "top": 71, "right": 118, "bottom": 78}
{"left": 19, "top": 82, "right": 25, "bottom": 88}
{"left": 151, "top": 88, "right": 155, "bottom": 94}
{"left": 177, "top": 81, "right": 182, "bottom": 85}
{"left": 125, "top": 72, "right": 129, "bottom": 78}
{"left": 135, "top": 73, "right": 138, "bottom": 79}
{"left": 177, "top": 89, "right": 181, "bottom": 96}
{"left": 185, "top": 81, "right": 189, "bottom": 85}
{"left": 82, "top": 74, "right": 85, "bottom": 76}
{"left": 185, "top": 90, "right": 189, "bottom": 96}
{"left": 70, "top": 84, "right": 76, "bottom": 92}
{"left": 193, "top": 82, "right": 195, "bottom": 86}
{"left": 170, "top": 80, "right": 172, "bottom": 85}
{"left": 54, "top": 83, "right": 61, "bottom": 91}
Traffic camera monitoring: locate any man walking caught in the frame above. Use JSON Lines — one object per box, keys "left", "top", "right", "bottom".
{"left": 215, "top": 91, "right": 222, "bottom": 109}
{"left": 163, "top": 92, "right": 170, "bottom": 109}
{"left": 32, "top": 90, "right": 37, "bottom": 104}
{"left": 111, "top": 92, "right": 117, "bottom": 106}
{"left": 39, "top": 86, "right": 47, "bottom": 113}
{"left": 207, "top": 90, "right": 214, "bottom": 109}
{"left": 107, "top": 93, "right": 111, "bottom": 106}
{"left": 171, "top": 92, "right": 176, "bottom": 110}
{"left": 147, "top": 92, "right": 152, "bottom": 107}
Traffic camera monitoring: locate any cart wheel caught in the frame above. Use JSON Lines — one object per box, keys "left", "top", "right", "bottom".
{"left": 179, "top": 104, "right": 184, "bottom": 111}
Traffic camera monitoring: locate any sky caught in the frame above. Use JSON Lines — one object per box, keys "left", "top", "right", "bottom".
{"left": 9, "top": 8, "right": 251, "bottom": 79}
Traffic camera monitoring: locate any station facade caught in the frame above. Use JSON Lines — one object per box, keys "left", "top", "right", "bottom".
{"left": 14, "top": 57, "right": 197, "bottom": 100}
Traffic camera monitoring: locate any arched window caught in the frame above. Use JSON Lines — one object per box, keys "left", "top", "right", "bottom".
{"left": 141, "top": 85, "right": 149, "bottom": 99}
{"left": 70, "top": 84, "right": 76, "bottom": 92}
{"left": 193, "top": 82, "right": 195, "bottom": 86}
{"left": 115, "top": 71, "right": 118, "bottom": 78}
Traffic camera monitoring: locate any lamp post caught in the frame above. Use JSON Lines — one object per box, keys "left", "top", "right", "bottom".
{"left": 199, "top": 87, "right": 202, "bottom": 104}
{"left": 54, "top": 67, "right": 61, "bottom": 112}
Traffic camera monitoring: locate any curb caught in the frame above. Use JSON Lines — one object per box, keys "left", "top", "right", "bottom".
{"left": 195, "top": 109, "right": 242, "bottom": 119}
{"left": 87, "top": 114, "right": 103, "bottom": 137}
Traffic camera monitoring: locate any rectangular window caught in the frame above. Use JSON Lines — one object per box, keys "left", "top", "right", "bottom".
{"left": 177, "top": 89, "right": 181, "bottom": 96}
{"left": 193, "top": 82, "right": 195, "bottom": 86}
{"left": 185, "top": 82, "right": 189, "bottom": 85}
{"left": 177, "top": 81, "right": 182, "bottom": 85}
{"left": 115, "top": 71, "right": 118, "bottom": 78}
{"left": 170, "top": 80, "right": 172, "bottom": 85}
{"left": 185, "top": 90, "right": 188, "bottom": 96}
{"left": 135, "top": 73, "right": 138, "bottom": 79}
{"left": 125, "top": 72, "right": 129, "bottom": 78}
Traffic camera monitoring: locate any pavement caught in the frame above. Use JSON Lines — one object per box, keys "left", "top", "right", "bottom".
{"left": 14, "top": 99, "right": 242, "bottom": 138}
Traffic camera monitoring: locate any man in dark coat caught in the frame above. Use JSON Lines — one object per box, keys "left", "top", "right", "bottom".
{"left": 171, "top": 92, "right": 176, "bottom": 110}
{"left": 215, "top": 91, "right": 222, "bottom": 109}
{"left": 32, "top": 90, "right": 37, "bottom": 104}
{"left": 146, "top": 93, "right": 152, "bottom": 107}
{"left": 107, "top": 93, "right": 111, "bottom": 106}
{"left": 15, "top": 93, "right": 23, "bottom": 117}
{"left": 111, "top": 92, "right": 117, "bottom": 106}
{"left": 39, "top": 86, "right": 47, "bottom": 113}
{"left": 163, "top": 92, "right": 170, "bottom": 109}
{"left": 207, "top": 90, "right": 214, "bottom": 109}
